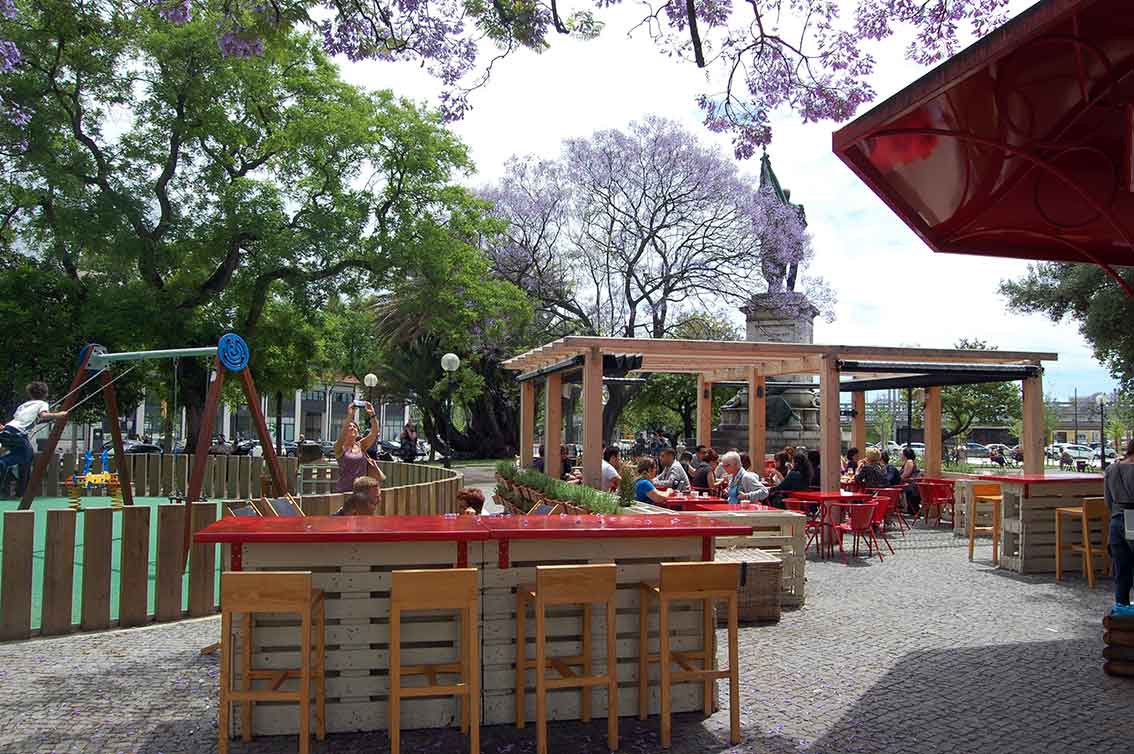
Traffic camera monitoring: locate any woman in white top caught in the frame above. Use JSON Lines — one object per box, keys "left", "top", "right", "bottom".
{"left": 0, "top": 381, "right": 67, "bottom": 474}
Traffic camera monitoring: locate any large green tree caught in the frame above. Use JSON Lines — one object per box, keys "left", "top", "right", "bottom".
{"left": 1, "top": 2, "right": 488, "bottom": 449}
{"left": 940, "top": 339, "right": 1022, "bottom": 441}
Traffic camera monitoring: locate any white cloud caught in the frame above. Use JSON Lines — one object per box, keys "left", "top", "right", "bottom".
{"left": 335, "top": 0, "right": 1113, "bottom": 398}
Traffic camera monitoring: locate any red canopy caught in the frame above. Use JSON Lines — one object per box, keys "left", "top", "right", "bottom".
{"left": 833, "top": 0, "right": 1134, "bottom": 283}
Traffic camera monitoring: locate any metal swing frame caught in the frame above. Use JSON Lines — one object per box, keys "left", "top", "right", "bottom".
{"left": 19, "top": 335, "right": 288, "bottom": 563}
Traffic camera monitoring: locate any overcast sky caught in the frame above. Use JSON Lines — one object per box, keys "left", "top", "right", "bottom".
{"left": 335, "top": 1, "right": 1113, "bottom": 400}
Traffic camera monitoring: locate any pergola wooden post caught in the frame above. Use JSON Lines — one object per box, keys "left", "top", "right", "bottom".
{"left": 748, "top": 369, "right": 766, "bottom": 464}
{"left": 1021, "top": 370, "right": 1045, "bottom": 474}
{"left": 819, "top": 355, "right": 841, "bottom": 492}
{"left": 851, "top": 392, "right": 867, "bottom": 454}
{"left": 544, "top": 372, "right": 563, "bottom": 476}
{"left": 924, "top": 386, "right": 943, "bottom": 477}
{"left": 696, "top": 374, "right": 713, "bottom": 445}
{"left": 519, "top": 380, "right": 536, "bottom": 468}
{"left": 582, "top": 347, "right": 603, "bottom": 488}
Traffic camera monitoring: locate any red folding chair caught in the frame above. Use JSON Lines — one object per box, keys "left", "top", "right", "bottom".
{"left": 831, "top": 501, "right": 882, "bottom": 564}
{"left": 868, "top": 495, "right": 895, "bottom": 556}
{"left": 869, "top": 487, "right": 909, "bottom": 535}
{"left": 915, "top": 482, "right": 946, "bottom": 528}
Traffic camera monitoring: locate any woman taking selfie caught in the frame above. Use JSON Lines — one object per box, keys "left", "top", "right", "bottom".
{"left": 334, "top": 401, "right": 380, "bottom": 494}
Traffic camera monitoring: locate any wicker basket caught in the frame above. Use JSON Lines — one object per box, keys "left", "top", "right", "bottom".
{"left": 715, "top": 548, "right": 782, "bottom": 624}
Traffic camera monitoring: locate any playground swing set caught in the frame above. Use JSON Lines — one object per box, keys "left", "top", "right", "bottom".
{"left": 15, "top": 332, "right": 288, "bottom": 563}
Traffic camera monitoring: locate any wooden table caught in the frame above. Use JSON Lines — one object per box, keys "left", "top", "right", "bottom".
{"left": 972, "top": 473, "right": 1104, "bottom": 573}
{"left": 195, "top": 513, "right": 754, "bottom": 737}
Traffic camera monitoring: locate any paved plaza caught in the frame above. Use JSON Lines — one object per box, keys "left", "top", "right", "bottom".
{"left": 0, "top": 524, "right": 1124, "bottom": 754}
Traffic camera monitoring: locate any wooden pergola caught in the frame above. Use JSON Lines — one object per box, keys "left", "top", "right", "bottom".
{"left": 504, "top": 337, "right": 1057, "bottom": 491}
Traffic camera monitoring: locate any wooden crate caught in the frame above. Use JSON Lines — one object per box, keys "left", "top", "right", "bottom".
{"left": 237, "top": 535, "right": 711, "bottom": 736}
{"left": 714, "top": 548, "right": 781, "bottom": 623}
{"left": 996, "top": 479, "right": 1105, "bottom": 574}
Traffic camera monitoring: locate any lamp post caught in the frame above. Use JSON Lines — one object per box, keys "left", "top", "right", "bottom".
{"left": 441, "top": 353, "right": 460, "bottom": 469}
{"left": 1097, "top": 393, "right": 1108, "bottom": 470}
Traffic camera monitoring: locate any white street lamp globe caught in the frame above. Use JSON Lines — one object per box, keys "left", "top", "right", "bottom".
{"left": 363, "top": 373, "right": 378, "bottom": 388}
{"left": 441, "top": 353, "right": 461, "bottom": 373}
{"left": 1097, "top": 393, "right": 1106, "bottom": 407}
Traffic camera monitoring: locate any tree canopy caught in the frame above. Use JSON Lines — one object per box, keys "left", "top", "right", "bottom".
{"left": 0, "top": 1, "right": 507, "bottom": 448}
{"left": 4, "top": 0, "right": 1015, "bottom": 159}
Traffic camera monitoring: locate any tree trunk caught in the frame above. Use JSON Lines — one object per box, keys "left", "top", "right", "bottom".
{"left": 180, "top": 357, "right": 210, "bottom": 454}
{"left": 602, "top": 383, "right": 641, "bottom": 447}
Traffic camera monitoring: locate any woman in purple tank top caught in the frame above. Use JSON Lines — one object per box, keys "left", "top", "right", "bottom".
{"left": 334, "top": 401, "right": 379, "bottom": 493}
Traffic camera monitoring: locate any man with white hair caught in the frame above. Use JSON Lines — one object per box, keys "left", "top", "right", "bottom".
{"left": 720, "top": 451, "right": 769, "bottom": 504}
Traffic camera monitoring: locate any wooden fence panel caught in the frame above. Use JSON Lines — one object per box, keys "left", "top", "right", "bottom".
{"left": 118, "top": 506, "right": 150, "bottom": 628}
{"left": 284, "top": 457, "right": 298, "bottom": 494}
{"left": 226, "top": 456, "right": 240, "bottom": 499}
{"left": 41, "top": 509, "right": 77, "bottom": 636}
{"left": 155, "top": 505, "right": 185, "bottom": 622}
{"left": 250, "top": 457, "right": 263, "bottom": 497}
{"left": 43, "top": 451, "right": 59, "bottom": 497}
{"left": 147, "top": 454, "right": 161, "bottom": 497}
{"left": 80, "top": 508, "right": 114, "bottom": 631}
{"left": 212, "top": 457, "right": 227, "bottom": 500}
{"left": 61, "top": 452, "right": 76, "bottom": 484}
{"left": 160, "top": 454, "right": 172, "bottom": 496}
{"left": 173, "top": 454, "right": 188, "bottom": 496}
{"left": 188, "top": 502, "right": 217, "bottom": 617}
{"left": 133, "top": 454, "right": 147, "bottom": 498}
{"left": 0, "top": 511, "right": 35, "bottom": 641}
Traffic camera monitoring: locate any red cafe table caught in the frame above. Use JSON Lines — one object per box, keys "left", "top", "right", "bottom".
{"left": 791, "top": 490, "right": 874, "bottom": 546}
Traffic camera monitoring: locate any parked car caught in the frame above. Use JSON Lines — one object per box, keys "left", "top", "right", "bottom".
{"left": 1060, "top": 444, "right": 1096, "bottom": 461}
{"left": 98, "top": 440, "right": 163, "bottom": 456}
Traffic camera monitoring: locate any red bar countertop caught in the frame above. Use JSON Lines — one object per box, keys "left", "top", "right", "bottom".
{"left": 975, "top": 473, "right": 1103, "bottom": 484}
{"left": 193, "top": 515, "right": 491, "bottom": 544}
{"left": 194, "top": 513, "right": 753, "bottom": 545}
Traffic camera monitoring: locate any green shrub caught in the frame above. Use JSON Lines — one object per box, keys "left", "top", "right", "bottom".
{"left": 616, "top": 462, "right": 637, "bottom": 504}
{"left": 496, "top": 460, "right": 518, "bottom": 480}
{"left": 512, "top": 468, "right": 623, "bottom": 514}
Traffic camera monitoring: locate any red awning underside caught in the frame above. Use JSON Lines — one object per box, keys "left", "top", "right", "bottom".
{"left": 833, "top": 0, "right": 1134, "bottom": 267}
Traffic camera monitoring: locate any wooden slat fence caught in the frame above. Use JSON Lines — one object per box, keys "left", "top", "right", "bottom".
{"left": 22, "top": 452, "right": 298, "bottom": 499}
{"left": 0, "top": 502, "right": 222, "bottom": 641}
{"left": 298, "top": 461, "right": 463, "bottom": 516}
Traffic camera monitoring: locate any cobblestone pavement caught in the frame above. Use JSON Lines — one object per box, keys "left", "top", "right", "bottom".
{"left": 0, "top": 525, "right": 1125, "bottom": 754}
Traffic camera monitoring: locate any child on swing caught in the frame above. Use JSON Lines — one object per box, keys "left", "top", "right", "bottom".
{"left": 0, "top": 382, "right": 68, "bottom": 480}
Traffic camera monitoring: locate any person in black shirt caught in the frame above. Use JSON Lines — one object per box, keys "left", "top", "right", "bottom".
{"left": 769, "top": 452, "right": 812, "bottom": 508}
{"left": 853, "top": 447, "right": 888, "bottom": 489}
{"left": 880, "top": 451, "right": 902, "bottom": 486}
{"left": 690, "top": 448, "right": 721, "bottom": 492}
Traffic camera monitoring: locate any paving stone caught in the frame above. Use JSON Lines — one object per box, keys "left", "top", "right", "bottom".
{"left": 0, "top": 526, "right": 1126, "bottom": 753}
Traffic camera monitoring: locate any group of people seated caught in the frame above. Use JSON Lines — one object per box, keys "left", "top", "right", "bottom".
{"left": 331, "top": 473, "right": 486, "bottom": 517}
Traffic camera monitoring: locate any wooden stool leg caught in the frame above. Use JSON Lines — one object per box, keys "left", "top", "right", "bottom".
{"left": 390, "top": 604, "right": 401, "bottom": 754}
{"left": 219, "top": 611, "right": 232, "bottom": 754}
{"left": 316, "top": 599, "right": 326, "bottom": 741}
{"left": 992, "top": 501, "right": 1000, "bottom": 566}
{"left": 241, "top": 613, "right": 253, "bottom": 742}
{"left": 515, "top": 590, "right": 526, "bottom": 728}
{"left": 967, "top": 498, "right": 977, "bottom": 561}
{"left": 659, "top": 597, "right": 671, "bottom": 748}
{"left": 535, "top": 596, "right": 548, "bottom": 754}
{"left": 606, "top": 597, "right": 618, "bottom": 752}
{"left": 1082, "top": 512, "right": 1096, "bottom": 588}
{"left": 299, "top": 608, "right": 311, "bottom": 754}
{"left": 468, "top": 603, "right": 480, "bottom": 754}
{"left": 1055, "top": 512, "right": 1063, "bottom": 581}
{"left": 460, "top": 604, "right": 469, "bottom": 735}
{"left": 727, "top": 595, "right": 740, "bottom": 746}
{"left": 638, "top": 589, "right": 649, "bottom": 720}
{"left": 581, "top": 603, "right": 592, "bottom": 723}
{"left": 702, "top": 597, "right": 713, "bottom": 716}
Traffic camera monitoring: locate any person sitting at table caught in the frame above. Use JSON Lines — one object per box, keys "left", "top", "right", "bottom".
{"left": 740, "top": 452, "right": 753, "bottom": 471}
{"left": 843, "top": 447, "right": 860, "bottom": 474}
{"left": 693, "top": 444, "right": 707, "bottom": 464}
{"left": 556, "top": 445, "right": 576, "bottom": 480}
{"left": 766, "top": 451, "right": 789, "bottom": 485}
{"left": 333, "top": 491, "right": 378, "bottom": 516}
{"left": 654, "top": 447, "right": 691, "bottom": 492}
{"left": 880, "top": 451, "right": 902, "bottom": 486}
{"left": 806, "top": 449, "right": 821, "bottom": 488}
{"left": 457, "top": 487, "right": 485, "bottom": 515}
{"left": 690, "top": 448, "right": 720, "bottom": 491}
{"left": 854, "top": 447, "right": 888, "bottom": 489}
{"left": 900, "top": 446, "right": 921, "bottom": 515}
{"left": 782, "top": 445, "right": 796, "bottom": 463}
{"left": 352, "top": 475, "right": 381, "bottom": 511}
{"left": 635, "top": 458, "right": 674, "bottom": 504}
{"left": 601, "top": 446, "right": 622, "bottom": 492}
{"left": 720, "top": 451, "right": 769, "bottom": 504}
{"left": 768, "top": 452, "right": 812, "bottom": 508}
{"left": 679, "top": 450, "right": 696, "bottom": 479}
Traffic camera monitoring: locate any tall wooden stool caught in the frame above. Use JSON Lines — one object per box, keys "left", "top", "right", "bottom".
{"left": 1055, "top": 497, "right": 1111, "bottom": 587}
{"left": 515, "top": 564, "right": 618, "bottom": 754}
{"left": 967, "top": 483, "right": 1002, "bottom": 565}
{"left": 389, "top": 568, "right": 480, "bottom": 754}
{"left": 219, "top": 571, "right": 326, "bottom": 754}
{"left": 638, "top": 561, "right": 740, "bottom": 748}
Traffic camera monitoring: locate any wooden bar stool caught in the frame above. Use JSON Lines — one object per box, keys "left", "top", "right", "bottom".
{"left": 967, "top": 483, "right": 1002, "bottom": 565}
{"left": 1055, "top": 497, "right": 1111, "bottom": 587}
{"left": 515, "top": 564, "right": 618, "bottom": 754}
{"left": 218, "top": 571, "right": 326, "bottom": 754}
{"left": 638, "top": 561, "right": 740, "bottom": 748}
{"left": 389, "top": 567, "right": 480, "bottom": 754}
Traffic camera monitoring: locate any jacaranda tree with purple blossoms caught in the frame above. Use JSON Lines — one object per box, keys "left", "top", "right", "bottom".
{"left": 482, "top": 116, "right": 825, "bottom": 441}
{"left": 0, "top": 1, "right": 512, "bottom": 450}
{"left": 3, "top": 0, "right": 1015, "bottom": 158}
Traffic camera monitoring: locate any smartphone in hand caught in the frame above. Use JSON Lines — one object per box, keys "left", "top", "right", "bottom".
{"left": 352, "top": 399, "right": 367, "bottom": 408}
